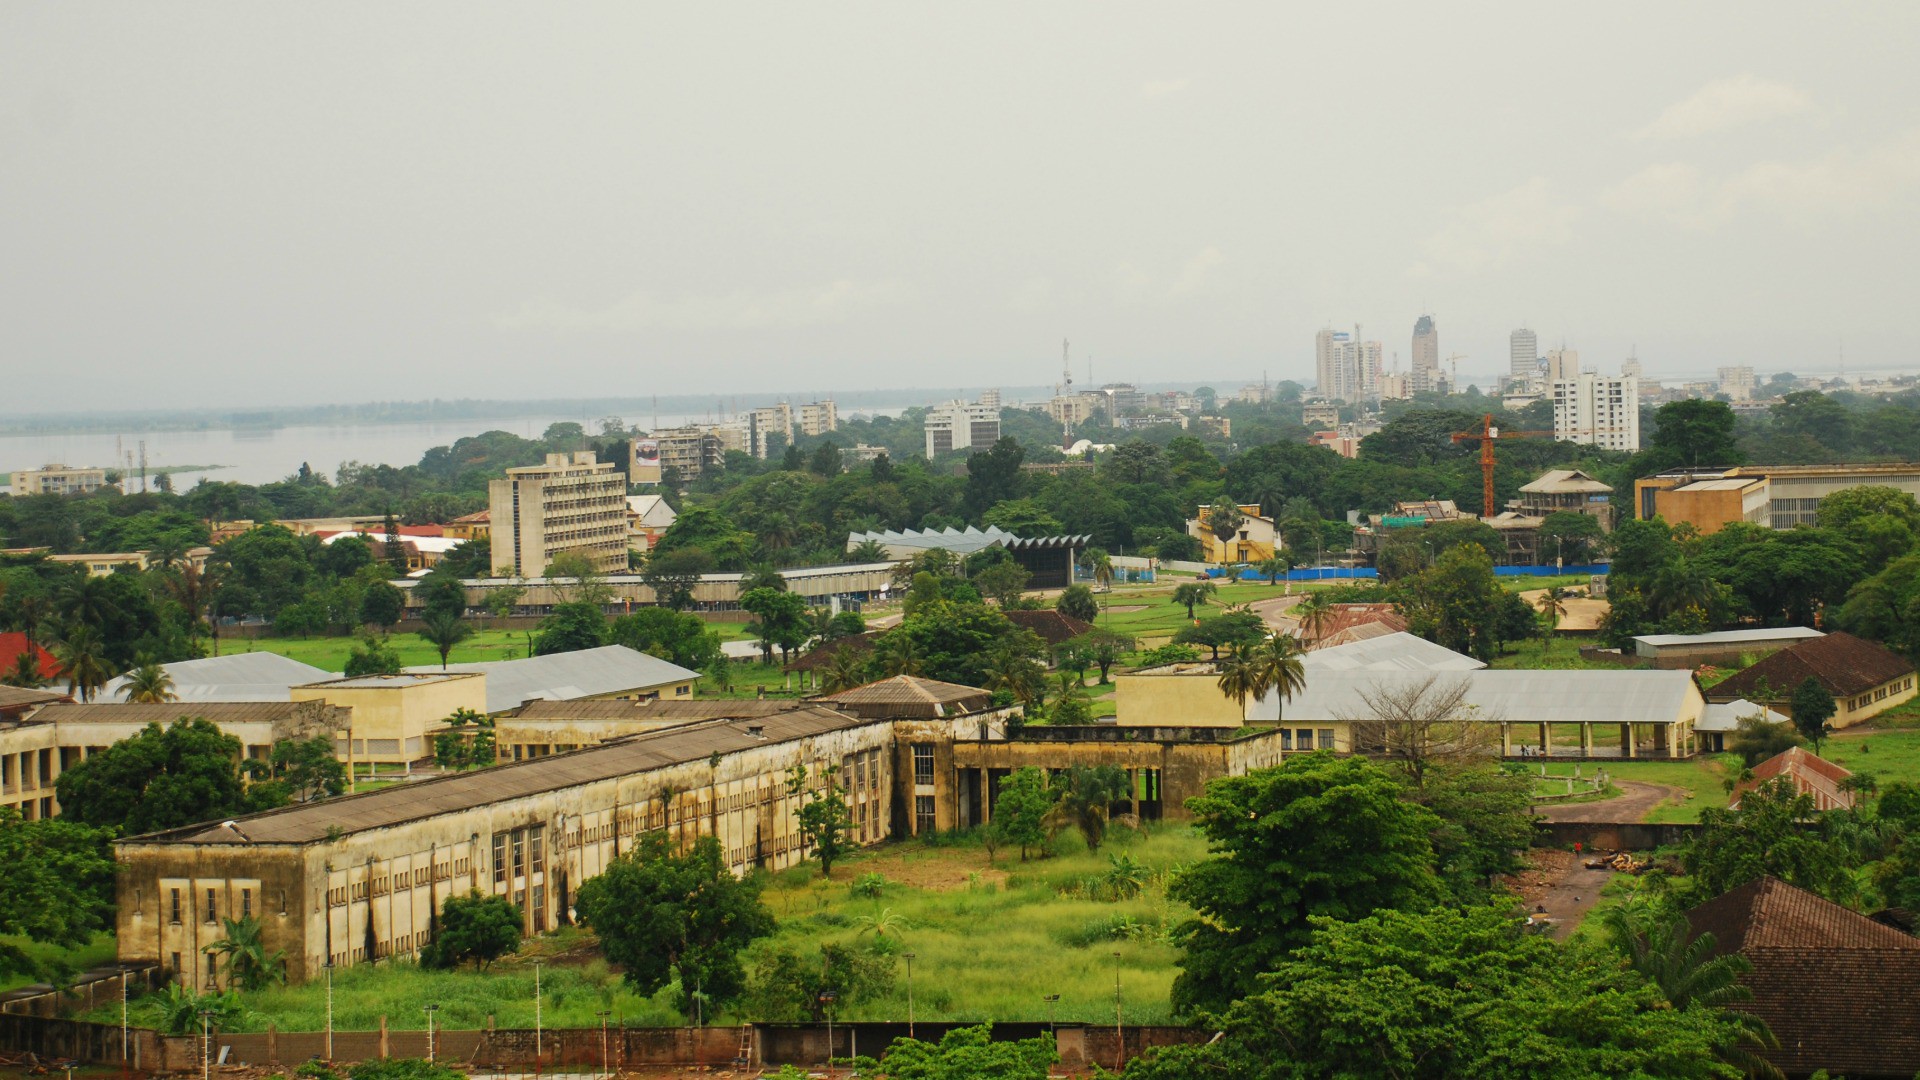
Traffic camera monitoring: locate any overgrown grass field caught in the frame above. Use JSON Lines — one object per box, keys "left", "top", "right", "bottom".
{"left": 93, "top": 827, "right": 1203, "bottom": 1032}
{"left": 0, "top": 932, "right": 117, "bottom": 994}
{"left": 237, "top": 615, "right": 757, "bottom": 673}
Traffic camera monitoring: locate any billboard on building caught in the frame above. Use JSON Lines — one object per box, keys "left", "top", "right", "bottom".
{"left": 630, "top": 439, "right": 662, "bottom": 484}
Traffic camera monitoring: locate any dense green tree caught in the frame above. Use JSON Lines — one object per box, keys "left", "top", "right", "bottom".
{"left": 846, "top": 1024, "right": 1055, "bottom": 1080}
{"left": 1055, "top": 583, "right": 1098, "bottom": 622}
{"left": 789, "top": 764, "right": 853, "bottom": 877}
{"left": 746, "top": 941, "right": 895, "bottom": 1023}
{"left": 1682, "top": 778, "right": 1858, "bottom": 905}
{"left": 533, "top": 601, "right": 609, "bottom": 655}
{"left": 609, "top": 607, "right": 725, "bottom": 670}
{"left": 1169, "top": 754, "right": 1444, "bottom": 1014}
{"left": 1537, "top": 510, "right": 1605, "bottom": 564}
{"left": 991, "top": 766, "right": 1058, "bottom": 860}
{"left": 358, "top": 580, "right": 406, "bottom": 632}
{"left": 574, "top": 833, "right": 774, "bottom": 1010}
{"left": 343, "top": 633, "right": 402, "bottom": 675}
{"left": 0, "top": 808, "right": 116, "bottom": 979}
{"left": 1639, "top": 398, "right": 1742, "bottom": 473}
{"left": 432, "top": 708, "right": 496, "bottom": 770}
{"left": 642, "top": 547, "right": 715, "bottom": 611}
{"left": 55, "top": 718, "right": 285, "bottom": 834}
{"left": 421, "top": 891, "right": 522, "bottom": 970}
{"left": 258, "top": 736, "right": 348, "bottom": 802}
{"left": 207, "top": 915, "right": 287, "bottom": 989}
{"left": 1399, "top": 543, "right": 1503, "bottom": 661}
{"left": 1790, "top": 677, "right": 1836, "bottom": 753}
{"left": 981, "top": 498, "right": 1065, "bottom": 538}
{"left": 741, "top": 586, "right": 812, "bottom": 664}
{"left": 963, "top": 437, "right": 1027, "bottom": 517}
{"left": 1131, "top": 904, "right": 1755, "bottom": 1080}
{"left": 1173, "top": 610, "right": 1265, "bottom": 660}
{"left": 973, "top": 558, "right": 1032, "bottom": 608}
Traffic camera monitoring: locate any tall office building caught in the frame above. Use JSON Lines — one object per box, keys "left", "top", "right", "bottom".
{"left": 798, "top": 400, "right": 839, "bottom": 437}
{"left": 489, "top": 452, "right": 630, "bottom": 576}
{"left": 1314, "top": 326, "right": 1383, "bottom": 403}
{"left": 1510, "top": 328, "right": 1539, "bottom": 385}
{"left": 924, "top": 400, "right": 1001, "bottom": 457}
{"left": 1546, "top": 348, "right": 1580, "bottom": 384}
{"left": 1552, "top": 373, "right": 1641, "bottom": 452}
{"left": 1410, "top": 316, "right": 1439, "bottom": 393}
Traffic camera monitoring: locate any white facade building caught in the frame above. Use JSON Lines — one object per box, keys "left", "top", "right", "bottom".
{"left": 923, "top": 401, "right": 1002, "bottom": 457}
{"left": 1553, "top": 373, "right": 1641, "bottom": 451}
{"left": 1314, "top": 327, "right": 1383, "bottom": 403}
{"left": 1510, "top": 328, "right": 1539, "bottom": 385}
{"left": 1410, "top": 315, "right": 1439, "bottom": 393}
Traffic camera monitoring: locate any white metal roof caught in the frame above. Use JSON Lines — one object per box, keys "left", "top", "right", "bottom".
{"left": 101, "top": 651, "right": 338, "bottom": 703}
{"left": 1254, "top": 668, "right": 1703, "bottom": 726}
{"left": 1633, "top": 627, "right": 1824, "bottom": 649}
{"left": 1697, "top": 698, "right": 1791, "bottom": 732}
{"left": 411, "top": 645, "right": 700, "bottom": 713}
{"left": 1300, "top": 632, "right": 1486, "bottom": 673}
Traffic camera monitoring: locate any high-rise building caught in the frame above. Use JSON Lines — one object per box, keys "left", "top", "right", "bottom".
{"left": 1553, "top": 373, "right": 1641, "bottom": 452}
{"left": 10, "top": 464, "right": 109, "bottom": 496}
{"left": 977, "top": 389, "right": 1002, "bottom": 408}
{"left": 798, "top": 400, "right": 839, "bottom": 437}
{"left": 1621, "top": 352, "right": 1643, "bottom": 379}
{"left": 489, "top": 452, "right": 630, "bottom": 577}
{"left": 1717, "top": 366, "right": 1758, "bottom": 401}
{"left": 1546, "top": 348, "right": 1581, "bottom": 384}
{"left": 1314, "top": 327, "right": 1383, "bottom": 403}
{"left": 924, "top": 401, "right": 1001, "bottom": 457}
{"left": 1510, "top": 328, "right": 1539, "bottom": 385}
{"left": 1410, "top": 316, "right": 1439, "bottom": 394}
{"left": 745, "top": 404, "right": 794, "bottom": 459}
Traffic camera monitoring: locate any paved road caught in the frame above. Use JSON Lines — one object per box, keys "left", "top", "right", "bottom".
{"left": 1536, "top": 780, "right": 1685, "bottom": 823}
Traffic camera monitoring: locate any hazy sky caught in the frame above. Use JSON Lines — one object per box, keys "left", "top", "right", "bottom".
{"left": 5, "top": 4, "right": 1918, "bottom": 413}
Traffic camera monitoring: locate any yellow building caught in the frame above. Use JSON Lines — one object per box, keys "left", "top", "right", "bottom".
{"left": 12, "top": 464, "right": 109, "bottom": 496}
{"left": 46, "top": 551, "right": 149, "bottom": 576}
{"left": 1707, "top": 632, "right": 1916, "bottom": 730}
{"left": 1186, "top": 503, "right": 1277, "bottom": 564}
{"left": 1114, "top": 662, "right": 1252, "bottom": 729}
{"left": 1632, "top": 474, "right": 1770, "bottom": 535}
{"left": 443, "top": 510, "right": 491, "bottom": 543}
{"left": 291, "top": 672, "right": 487, "bottom": 766}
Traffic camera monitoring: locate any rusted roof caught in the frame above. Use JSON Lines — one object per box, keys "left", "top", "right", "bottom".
{"left": 1686, "top": 877, "right": 1920, "bottom": 1077}
{"left": 817, "top": 675, "right": 992, "bottom": 719}
{"left": 29, "top": 701, "right": 321, "bottom": 725}
{"left": 118, "top": 705, "right": 870, "bottom": 847}
{"left": 0, "top": 684, "right": 66, "bottom": 711}
{"left": 506, "top": 698, "right": 810, "bottom": 720}
{"left": 1750, "top": 745, "right": 1852, "bottom": 787}
{"left": 1003, "top": 609, "right": 1096, "bottom": 645}
{"left": 1298, "top": 604, "right": 1408, "bottom": 644}
{"left": 1708, "top": 631, "right": 1914, "bottom": 702}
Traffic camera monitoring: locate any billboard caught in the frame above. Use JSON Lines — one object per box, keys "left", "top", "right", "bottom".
{"left": 630, "top": 438, "right": 662, "bottom": 484}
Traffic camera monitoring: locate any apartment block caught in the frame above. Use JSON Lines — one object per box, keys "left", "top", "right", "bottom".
{"left": 1315, "top": 328, "right": 1383, "bottom": 403}
{"left": 798, "top": 400, "right": 839, "bottom": 437}
{"left": 11, "top": 464, "right": 109, "bottom": 496}
{"left": 488, "top": 452, "right": 629, "bottom": 576}
{"left": 1552, "top": 372, "right": 1640, "bottom": 451}
{"left": 924, "top": 401, "right": 1001, "bottom": 457}
{"left": 746, "top": 405, "right": 793, "bottom": 459}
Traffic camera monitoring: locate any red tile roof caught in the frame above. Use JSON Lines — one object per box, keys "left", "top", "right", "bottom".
{"left": 1687, "top": 878, "right": 1920, "bottom": 1077}
{"left": 1708, "top": 630, "right": 1914, "bottom": 702}
{"left": 1004, "top": 609, "right": 1096, "bottom": 646}
{"left": 0, "top": 632, "right": 62, "bottom": 681}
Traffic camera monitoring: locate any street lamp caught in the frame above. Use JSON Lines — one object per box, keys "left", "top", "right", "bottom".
{"left": 533, "top": 960, "right": 543, "bottom": 1065}
{"left": 120, "top": 969, "right": 130, "bottom": 1080}
{"left": 596, "top": 1010, "right": 612, "bottom": 1077}
{"left": 902, "top": 953, "right": 916, "bottom": 1039}
{"left": 1112, "top": 952, "right": 1124, "bottom": 1074}
{"left": 199, "top": 1008, "right": 213, "bottom": 1080}
{"left": 1043, "top": 994, "right": 1060, "bottom": 1033}
{"left": 818, "top": 991, "right": 839, "bottom": 1075}
{"left": 423, "top": 1004, "right": 439, "bottom": 1064}
{"left": 324, "top": 960, "right": 334, "bottom": 1061}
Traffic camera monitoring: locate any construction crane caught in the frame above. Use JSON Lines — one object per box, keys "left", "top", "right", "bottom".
{"left": 1450, "top": 414, "right": 1554, "bottom": 518}
{"left": 1442, "top": 353, "right": 1468, "bottom": 393}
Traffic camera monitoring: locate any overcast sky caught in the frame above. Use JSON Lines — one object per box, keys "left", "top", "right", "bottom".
{"left": 4, "top": 4, "right": 1918, "bottom": 413}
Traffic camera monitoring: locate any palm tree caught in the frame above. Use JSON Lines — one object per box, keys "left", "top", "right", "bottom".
{"left": 1244, "top": 633, "right": 1308, "bottom": 720}
{"left": 1649, "top": 557, "right": 1719, "bottom": 620}
{"left": 854, "top": 907, "right": 914, "bottom": 940}
{"left": 167, "top": 563, "right": 221, "bottom": 655}
{"left": 417, "top": 611, "right": 474, "bottom": 669}
{"left": 1293, "top": 592, "right": 1334, "bottom": 641}
{"left": 56, "top": 575, "right": 119, "bottom": 632}
{"left": 14, "top": 594, "right": 52, "bottom": 652}
{"left": 873, "top": 634, "right": 923, "bottom": 677}
{"left": 3, "top": 652, "right": 48, "bottom": 689}
{"left": 1255, "top": 556, "right": 1290, "bottom": 584}
{"left": 121, "top": 658, "right": 177, "bottom": 703}
{"left": 819, "top": 646, "right": 869, "bottom": 694}
{"left": 1601, "top": 903, "right": 1782, "bottom": 1079}
{"left": 849, "top": 539, "right": 892, "bottom": 563}
{"left": 206, "top": 916, "right": 286, "bottom": 991}
{"left": 55, "top": 627, "right": 116, "bottom": 703}
{"left": 741, "top": 563, "right": 787, "bottom": 593}
{"left": 147, "top": 538, "right": 187, "bottom": 572}
{"left": 1081, "top": 547, "right": 1115, "bottom": 591}
{"left": 1215, "top": 650, "right": 1262, "bottom": 715}
{"left": 1171, "top": 580, "right": 1217, "bottom": 620}
{"left": 1536, "top": 586, "right": 1569, "bottom": 624}
{"left": 981, "top": 646, "right": 1045, "bottom": 707}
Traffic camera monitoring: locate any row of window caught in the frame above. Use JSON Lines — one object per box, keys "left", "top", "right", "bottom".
{"left": 170, "top": 886, "right": 253, "bottom": 925}
{"left": 326, "top": 857, "right": 472, "bottom": 909}
{"left": 1849, "top": 677, "right": 1915, "bottom": 712}
{"left": 1280, "top": 728, "right": 1338, "bottom": 751}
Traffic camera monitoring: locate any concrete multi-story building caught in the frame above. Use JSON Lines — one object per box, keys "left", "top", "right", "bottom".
{"left": 1622, "top": 354, "right": 1644, "bottom": 379}
{"left": 652, "top": 427, "right": 726, "bottom": 480}
{"left": 1510, "top": 328, "right": 1539, "bottom": 386}
{"left": 1552, "top": 372, "right": 1640, "bottom": 451}
{"left": 488, "top": 452, "right": 629, "bottom": 576}
{"left": 923, "top": 400, "right": 1001, "bottom": 457}
{"left": 1301, "top": 402, "right": 1341, "bottom": 428}
{"left": 1097, "top": 384, "right": 1145, "bottom": 417}
{"left": 1635, "top": 462, "right": 1920, "bottom": 533}
{"left": 976, "top": 389, "right": 1002, "bottom": 409}
{"left": 1546, "top": 348, "right": 1580, "bottom": 384}
{"left": 746, "top": 404, "right": 793, "bottom": 459}
{"left": 1718, "top": 366, "right": 1758, "bottom": 401}
{"left": 1410, "top": 315, "right": 1439, "bottom": 394}
{"left": 11, "top": 464, "right": 109, "bottom": 496}
{"left": 1315, "top": 327, "right": 1382, "bottom": 403}
{"left": 797, "top": 400, "right": 838, "bottom": 438}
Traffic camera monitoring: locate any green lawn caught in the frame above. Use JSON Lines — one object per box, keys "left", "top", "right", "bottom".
{"left": 1489, "top": 635, "right": 1635, "bottom": 672}
{"left": 236, "top": 629, "right": 537, "bottom": 672}
{"left": 1597, "top": 757, "right": 1740, "bottom": 824}
{"left": 0, "top": 932, "right": 117, "bottom": 993}
{"left": 1821, "top": 727, "right": 1920, "bottom": 784}
{"left": 96, "top": 827, "right": 1200, "bottom": 1032}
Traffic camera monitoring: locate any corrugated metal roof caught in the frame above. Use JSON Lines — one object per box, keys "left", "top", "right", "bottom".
{"left": 0, "top": 685, "right": 65, "bottom": 710}
{"left": 1697, "top": 699, "right": 1789, "bottom": 732}
{"left": 100, "top": 652, "right": 337, "bottom": 703}
{"left": 819, "top": 675, "right": 992, "bottom": 718}
{"left": 411, "top": 645, "right": 700, "bottom": 713}
{"left": 298, "top": 673, "right": 478, "bottom": 690}
{"left": 507, "top": 698, "right": 808, "bottom": 721}
{"left": 1519, "top": 469, "right": 1613, "bottom": 494}
{"left": 1300, "top": 632, "right": 1486, "bottom": 673}
{"left": 123, "top": 705, "right": 869, "bottom": 846}
{"left": 29, "top": 701, "right": 314, "bottom": 725}
{"left": 1252, "top": 669, "right": 1701, "bottom": 725}
{"left": 846, "top": 526, "right": 1089, "bottom": 555}
{"left": 1634, "top": 627, "right": 1823, "bottom": 649}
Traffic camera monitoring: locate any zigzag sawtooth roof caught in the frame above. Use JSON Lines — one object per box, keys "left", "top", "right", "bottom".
{"left": 1251, "top": 668, "right": 1701, "bottom": 725}
{"left": 1707, "top": 631, "right": 1914, "bottom": 702}
{"left": 847, "top": 525, "right": 1090, "bottom": 555}
{"left": 119, "top": 704, "right": 873, "bottom": 847}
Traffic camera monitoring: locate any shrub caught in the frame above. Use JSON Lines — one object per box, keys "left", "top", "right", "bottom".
{"left": 851, "top": 872, "right": 888, "bottom": 899}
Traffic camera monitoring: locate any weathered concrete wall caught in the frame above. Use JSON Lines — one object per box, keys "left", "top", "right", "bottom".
{"left": 0, "top": 1015, "right": 194, "bottom": 1073}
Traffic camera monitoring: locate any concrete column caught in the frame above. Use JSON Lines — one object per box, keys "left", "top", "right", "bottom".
{"left": 1621, "top": 724, "right": 1635, "bottom": 759}
{"left": 1500, "top": 724, "right": 1511, "bottom": 756}
{"left": 1538, "top": 723, "right": 1550, "bottom": 756}
{"left": 1580, "top": 724, "right": 1593, "bottom": 757}
{"left": 378, "top": 1015, "right": 389, "bottom": 1059}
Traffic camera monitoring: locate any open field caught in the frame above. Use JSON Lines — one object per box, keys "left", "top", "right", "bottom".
{"left": 1822, "top": 727, "right": 1920, "bottom": 783}
{"left": 237, "top": 615, "right": 757, "bottom": 673}
{"left": 1488, "top": 635, "right": 1635, "bottom": 672}
{"left": 91, "top": 827, "right": 1202, "bottom": 1032}
{"left": 1597, "top": 757, "right": 1740, "bottom": 824}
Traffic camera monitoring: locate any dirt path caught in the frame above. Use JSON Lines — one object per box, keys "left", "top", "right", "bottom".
{"left": 1534, "top": 780, "right": 1685, "bottom": 823}
{"left": 1504, "top": 848, "right": 1613, "bottom": 938}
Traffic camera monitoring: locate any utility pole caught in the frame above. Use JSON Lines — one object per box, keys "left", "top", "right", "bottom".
{"left": 324, "top": 961, "right": 333, "bottom": 1060}
{"left": 1113, "top": 952, "right": 1124, "bottom": 1073}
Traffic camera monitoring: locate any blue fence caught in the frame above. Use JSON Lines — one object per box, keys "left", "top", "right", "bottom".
{"left": 1211, "top": 562, "right": 1610, "bottom": 582}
